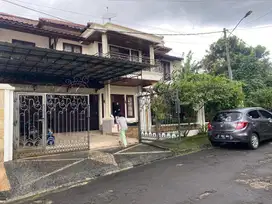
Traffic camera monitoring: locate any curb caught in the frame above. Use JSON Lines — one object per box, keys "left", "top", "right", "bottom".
{"left": 1, "top": 145, "right": 212, "bottom": 203}
{"left": 1, "top": 152, "right": 173, "bottom": 203}
{"left": 1, "top": 166, "right": 133, "bottom": 204}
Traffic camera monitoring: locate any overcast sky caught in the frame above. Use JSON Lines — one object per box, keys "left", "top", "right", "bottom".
{"left": 1, "top": 0, "right": 272, "bottom": 61}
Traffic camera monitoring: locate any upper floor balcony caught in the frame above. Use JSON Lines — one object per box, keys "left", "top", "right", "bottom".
{"left": 97, "top": 49, "right": 172, "bottom": 81}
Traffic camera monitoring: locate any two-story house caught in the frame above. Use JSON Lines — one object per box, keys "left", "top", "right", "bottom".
{"left": 0, "top": 12, "right": 182, "bottom": 160}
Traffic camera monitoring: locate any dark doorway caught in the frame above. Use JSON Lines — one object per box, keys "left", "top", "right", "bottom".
{"left": 111, "top": 94, "right": 125, "bottom": 117}
{"left": 89, "top": 94, "right": 99, "bottom": 130}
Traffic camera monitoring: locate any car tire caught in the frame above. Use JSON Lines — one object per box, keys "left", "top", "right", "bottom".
{"left": 210, "top": 141, "right": 220, "bottom": 147}
{"left": 248, "top": 133, "right": 259, "bottom": 150}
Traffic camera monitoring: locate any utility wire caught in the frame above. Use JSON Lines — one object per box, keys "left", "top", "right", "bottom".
{"left": 8, "top": 0, "right": 195, "bottom": 34}
{"left": 1, "top": 0, "right": 224, "bottom": 36}
{"left": 1, "top": 0, "right": 72, "bottom": 22}
{"left": 3, "top": 0, "right": 272, "bottom": 36}
{"left": 8, "top": 0, "right": 103, "bottom": 20}
{"left": 244, "top": 9, "right": 272, "bottom": 25}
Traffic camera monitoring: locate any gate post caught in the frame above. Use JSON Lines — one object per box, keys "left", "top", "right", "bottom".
{"left": 137, "top": 96, "right": 142, "bottom": 143}
{"left": 0, "top": 84, "right": 15, "bottom": 163}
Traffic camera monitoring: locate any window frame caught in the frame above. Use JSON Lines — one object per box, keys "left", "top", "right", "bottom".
{"left": 258, "top": 110, "right": 272, "bottom": 119}
{"left": 12, "top": 39, "right": 35, "bottom": 47}
{"left": 63, "top": 43, "right": 82, "bottom": 54}
{"left": 247, "top": 110, "right": 261, "bottom": 120}
{"left": 161, "top": 60, "right": 171, "bottom": 80}
{"left": 126, "top": 95, "right": 135, "bottom": 118}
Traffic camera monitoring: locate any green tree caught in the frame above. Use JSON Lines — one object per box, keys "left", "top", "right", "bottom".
{"left": 152, "top": 73, "right": 244, "bottom": 124}
{"left": 202, "top": 36, "right": 271, "bottom": 75}
{"left": 202, "top": 35, "right": 272, "bottom": 101}
{"left": 246, "top": 88, "right": 272, "bottom": 110}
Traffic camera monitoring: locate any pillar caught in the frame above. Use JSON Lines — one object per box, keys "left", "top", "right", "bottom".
{"left": 149, "top": 45, "right": 155, "bottom": 65}
{"left": 102, "top": 33, "right": 109, "bottom": 57}
{"left": 139, "top": 51, "right": 143, "bottom": 63}
{"left": 0, "top": 84, "right": 14, "bottom": 193}
{"left": 197, "top": 105, "right": 206, "bottom": 126}
{"left": 102, "top": 83, "right": 113, "bottom": 134}
{"left": 104, "top": 83, "right": 111, "bottom": 118}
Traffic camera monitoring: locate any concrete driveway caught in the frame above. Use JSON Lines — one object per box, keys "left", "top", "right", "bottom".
{"left": 17, "top": 143, "right": 272, "bottom": 204}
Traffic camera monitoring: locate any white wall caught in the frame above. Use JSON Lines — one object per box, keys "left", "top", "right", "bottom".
{"left": 0, "top": 28, "right": 99, "bottom": 55}
{"left": 56, "top": 39, "right": 98, "bottom": 55}
{"left": 0, "top": 28, "right": 49, "bottom": 48}
{"left": 142, "top": 71, "right": 163, "bottom": 81}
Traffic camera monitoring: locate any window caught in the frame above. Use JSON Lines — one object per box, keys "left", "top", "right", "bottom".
{"left": 259, "top": 110, "right": 272, "bottom": 119}
{"left": 213, "top": 112, "right": 242, "bottom": 122}
{"left": 161, "top": 61, "right": 171, "bottom": 80}
{"left": 63, "top": 43, "right": 82, "bottom": 53}
{"left": 247, "top": 110, "right": 261, "bottom": 119}
{"left": 126, "top": 95, "right": 134, "bottom": 118}
{"left": 98, "top": 43, "right": 103, "bottom": 56}
{"left": 131, "top": 50, "right": 139, "bottom": 62}
{"left": 12, "top": 39, "right": 35, "bottom": 47}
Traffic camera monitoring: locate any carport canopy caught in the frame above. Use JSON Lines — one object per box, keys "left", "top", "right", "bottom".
{"left": 0, "top": 42, "right": 152, "bottom": 89}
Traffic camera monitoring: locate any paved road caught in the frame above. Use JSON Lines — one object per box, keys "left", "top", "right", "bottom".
{"left": 19, "top": 143, "right": 272, "bottom": 204}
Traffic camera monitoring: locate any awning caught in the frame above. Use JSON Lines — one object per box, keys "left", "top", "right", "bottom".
{"left": 0, "top": 42, "right": 153, "bottom": 89}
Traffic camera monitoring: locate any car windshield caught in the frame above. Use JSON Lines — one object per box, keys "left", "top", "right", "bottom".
{"left": 213, "top": 112, "right": 242, "bottom": 122}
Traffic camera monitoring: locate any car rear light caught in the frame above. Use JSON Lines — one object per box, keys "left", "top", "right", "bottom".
{"left": 235, "top": 122, "right": 248, "bottom": 130}
{"left": 208, "top": 122, "right": 212, "bottom": 131}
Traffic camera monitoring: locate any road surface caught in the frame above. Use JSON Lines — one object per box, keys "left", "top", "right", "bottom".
{"left": 18, "top": 143, "right": 272, "bottom": 204}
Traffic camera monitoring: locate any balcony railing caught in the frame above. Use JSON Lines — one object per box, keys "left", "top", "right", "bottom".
{"left": 98, "top": 51, "right": 154, "bottom": 65}
{"left": 143, "top": 61, "right": 164, "bottom": 73}
{"left": 97, "top": 51, "right": 171, "bottom": 79}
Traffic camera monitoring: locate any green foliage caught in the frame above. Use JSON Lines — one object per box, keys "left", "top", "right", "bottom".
{"left": 246, "top": 88, "right": 272, "bottom": 110}
{"left": 150, "top": 94, "right": 170, "bottom": 121}
{"left": 202, "top": 35, "right": 272, "bottom": 109}
{"left": 199, "top": 124, "right": 208, "bottom": 134}
{"left": 151, "top": 73, "right": 244, "bottom": 123}
{"left": 173, "top": 74, "right": 244, "bottom": 111}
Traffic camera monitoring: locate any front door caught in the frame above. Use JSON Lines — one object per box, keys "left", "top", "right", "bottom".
{"left": 111, "top": 94, "right": 125, "bottom": 117}
{"left": 89, "top": 94, "right": 99, "bottom": 130}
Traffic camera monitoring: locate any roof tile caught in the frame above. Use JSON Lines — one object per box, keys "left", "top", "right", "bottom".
{"left": 39, "top": 18, "right": 86, "bottom": 30}
{"left": 0, "top": 12, "right": 38, "bottom": 26}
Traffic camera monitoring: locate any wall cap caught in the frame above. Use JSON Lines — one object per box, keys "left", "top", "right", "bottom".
{"left": 0, "top": 84, "right": 15, "bottom": 91}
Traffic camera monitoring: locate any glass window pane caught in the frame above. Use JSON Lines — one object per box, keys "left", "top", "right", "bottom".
{"left": 259, "top": 110, "right": 272, "bottom": 119}
{"left": 73, "top": 46, "right": 81, "bottom": 53}
{"left": 64, "top": 44, "right": 72, "bottom": 52}
{"left": 127, "top": 96, "right": 134, "bottom": 117}
{"left": 213, "top": 112, "right": 242, "bottom": 122}
{"left": 248, "top": 110, "right": 261, "bottom": 119}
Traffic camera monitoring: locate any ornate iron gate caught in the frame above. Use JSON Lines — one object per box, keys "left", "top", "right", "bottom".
{"left": 138, "top": 93, "right": 182, "bottom": 142}
{"left": 14, "top": 93, "right": 90, "bottom": 158}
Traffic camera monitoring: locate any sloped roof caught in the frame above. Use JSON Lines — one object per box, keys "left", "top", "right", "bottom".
{"left": 0, "top": 12, "right": 86, "bottom": 41}
{"left": 39, "top": 18, "right": 86, "bottom": 30}
{"left": 0, "top": 12, "right": 38, "bottom": 26}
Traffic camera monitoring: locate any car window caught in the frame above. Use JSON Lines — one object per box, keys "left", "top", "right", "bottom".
{"left": 213, "top": 112, "right": 242, "bottom": 122}
{"left": 247, "top": 110, "right": 261, "bottom": 119}
{"left": 259, "top": 110, "right": 272, "bottom": 119}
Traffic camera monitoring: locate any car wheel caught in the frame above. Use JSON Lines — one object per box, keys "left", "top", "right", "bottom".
{"left": 248, "top": 133, "right": 259, "bottom": 150}
{"left": 210, "top": 141, "right": 220, "bottom": 147}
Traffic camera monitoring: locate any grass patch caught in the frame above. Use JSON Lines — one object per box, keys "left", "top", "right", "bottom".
{"left": 152, "top": 134, "right": 210, "bottom": 155}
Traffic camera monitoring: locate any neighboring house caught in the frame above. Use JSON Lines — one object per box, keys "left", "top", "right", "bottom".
{"left": 0, "top": 13, "right": 183, "bottom": 160}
